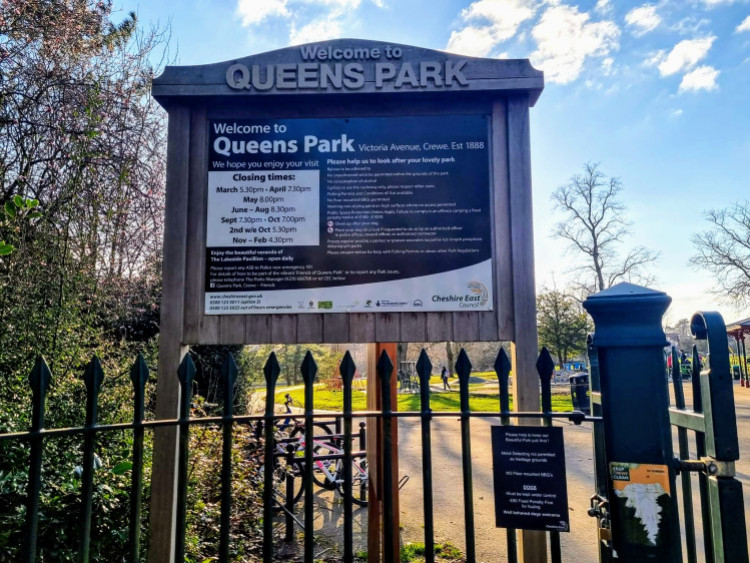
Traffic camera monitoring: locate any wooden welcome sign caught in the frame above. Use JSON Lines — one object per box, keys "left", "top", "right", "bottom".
{"left": 152, "top": 38, "right": 543, "bottom": 346}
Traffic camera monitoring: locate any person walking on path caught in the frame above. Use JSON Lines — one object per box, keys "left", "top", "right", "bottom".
{"left": 441, "top": 366, "right": 451, "bottom": 390}
{"left": 281, "top": 393, "right": 295, "bottom": 429}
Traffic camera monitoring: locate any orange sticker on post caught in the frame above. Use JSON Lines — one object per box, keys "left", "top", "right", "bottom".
{"left": 610, "top": 463, "right": 671, "bottom": 547}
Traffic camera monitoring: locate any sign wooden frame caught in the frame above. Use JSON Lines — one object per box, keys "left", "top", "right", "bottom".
{"left": 150, "top": 38, "right": 545, "bottom": 562}
{"left": 152, "top": 39, "right": 543, "bottom": 347}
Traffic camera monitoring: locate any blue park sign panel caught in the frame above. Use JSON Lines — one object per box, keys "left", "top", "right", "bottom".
{"left": 152, "top": 38, "right": 544, "bottom": 345}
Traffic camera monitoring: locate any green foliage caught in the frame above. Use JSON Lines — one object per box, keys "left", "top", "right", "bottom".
{"left": 0, "top": 424, "right": 152, "bottom": 561}
{"left": 0, "top": 1, "right": 171, "bottom": 558}
{"left": 111, "top": 461, "right": 133, "bottom": 475}
{"left": 0, "top": 348, "right": 161, "bottom": 561}
{"left": 180, "top": 424, "right": 264, "bottom": 562}
{"left": 0, "top": 0, "right": 169, "bottom": 377}
{"left": 435, "top": 542, "right": 464, "bottom": 560}
{"left": 190, "top": 345, "right": 245, "bottom": 412}
{"left": 0, "top": 348, "right": 271, "bottom": 562}
{"left": 400, "top": 541, "right": 464, "bottom": 562}
{"left": 277, "top": 386, "right": 370, "bottom": 411}
{"left": 537, "top": 289, "right": 591, "bottom": 369}
{"left": 0, "top": 1, "right": 275, "bottom": 560}
{"left": 399, "top": 342, "right": 512, "bottom": 376}
{"left": 240, "top": 344, "right": 343, "bottom": 388}
{"left": 0, "top": 195, "right": 41, "bottom": 257}
{"left": 398, "top": 391, "right": 572, "bottom": 412}
{"left": 187, "top": 344, "right": 341, "bottom": 415}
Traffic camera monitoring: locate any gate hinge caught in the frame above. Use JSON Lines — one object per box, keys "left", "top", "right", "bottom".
{"left": 674, "top": 457, "right": 735, "bottom": 477}
{"left": 588, "top": 494, "right": 609, "bottom": 518}
{"left": 588, "top": 495, "right": 612, "bottom": 543}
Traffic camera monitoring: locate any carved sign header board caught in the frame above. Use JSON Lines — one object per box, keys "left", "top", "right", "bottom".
{"left": 152, "top": 39, "right": 543, "bottom": 344}
{"left": 154, "top": 39, "right": 542, "bottom": 101}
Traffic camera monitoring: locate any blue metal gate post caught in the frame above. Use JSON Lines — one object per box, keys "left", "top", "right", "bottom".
{"left": 583, "top": 283, "right": 682, "bottom": 561}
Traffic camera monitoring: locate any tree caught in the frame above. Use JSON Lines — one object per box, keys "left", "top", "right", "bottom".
{"left": 0, "top": 4, "right": 170, "bottom": 559}
{"left": 690, "top": 201, "right": 750, "bottom": 307}
{"left": 537, "top": 289, "right": 591, "bottom": 369}
{"left": 665, "top": 318, "right": 708, "bottom": 357}
{"left": 0, "top": 0, "right": 169, "bottom": 384}
{"left": 552, "top": 163, "right": 659, "bottom": 296}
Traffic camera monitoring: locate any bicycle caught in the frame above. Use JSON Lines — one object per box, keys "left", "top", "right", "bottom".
{"left": 296, "top": 430, "right": 368, "bottom": 507}
{"left": 264, "top": 395, "right": 369, "bottom": 507}
{"left": 255, "top": 399, "right": 325, "bottom": 512}
{"left": 272, "top": 415, "right": 369, "bottom": 508}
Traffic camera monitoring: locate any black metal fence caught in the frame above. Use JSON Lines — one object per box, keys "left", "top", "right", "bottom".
{"left": 0, "top": 345, "right": 594, "bottom": 562}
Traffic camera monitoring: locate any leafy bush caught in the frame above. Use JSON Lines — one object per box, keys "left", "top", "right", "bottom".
{"left": 181, "top": 420, "right": 265, "bottom": 562}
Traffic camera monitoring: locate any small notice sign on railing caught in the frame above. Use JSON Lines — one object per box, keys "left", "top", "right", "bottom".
{"left": 491, "top": 426, "right": 570, "bottom": 532}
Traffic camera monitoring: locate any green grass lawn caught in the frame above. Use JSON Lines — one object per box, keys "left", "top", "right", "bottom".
{"left": 275, "top": 387, "right": 574, "bottom": 412}
{"left": 428, "top": 375, "right": 488, "bottom": 387}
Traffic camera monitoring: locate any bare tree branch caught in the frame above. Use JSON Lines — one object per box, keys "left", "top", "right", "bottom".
{"left": 552, "top": 162, "right": 659, "bottom": 295}
{"left": 691, "top": 201, "right": 750, "bottom": 306}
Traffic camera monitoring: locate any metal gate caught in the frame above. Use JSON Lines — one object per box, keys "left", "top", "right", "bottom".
{"left": 584, "top": 284, "right": 748, "bottom": 562}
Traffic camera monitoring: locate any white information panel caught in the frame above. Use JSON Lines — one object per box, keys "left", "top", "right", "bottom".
{"left": 207, "top": 170, "right": 320, "bottom": 247}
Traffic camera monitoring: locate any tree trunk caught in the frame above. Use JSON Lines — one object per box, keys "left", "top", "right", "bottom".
{"left": 446, "top": 342, "right": 456, "bottom": 376}
{"left": 397, "top": 343, "right": 410, "bottom": 375}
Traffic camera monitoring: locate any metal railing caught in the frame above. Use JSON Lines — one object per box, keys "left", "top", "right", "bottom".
{"left": 1, "top": 346, "right": 595, "bottom": 563}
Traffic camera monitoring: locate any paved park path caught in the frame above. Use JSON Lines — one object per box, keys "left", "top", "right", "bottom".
{"left": 273, "top": 379, "right": 750, "bottom": 560}
{"left": 398, "top": 415, "right": 597, "bottom": 562}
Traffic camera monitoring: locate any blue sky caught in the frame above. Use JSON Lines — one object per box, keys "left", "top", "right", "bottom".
{"left": 129, "top": 0, "right": 750, "bottom": 325}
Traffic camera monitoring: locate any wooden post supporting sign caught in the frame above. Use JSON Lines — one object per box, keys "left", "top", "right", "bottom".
{"left": 367, "top": 342, "right": 400, "bottom": 563}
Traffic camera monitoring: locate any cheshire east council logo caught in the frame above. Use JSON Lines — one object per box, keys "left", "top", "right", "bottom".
{"left": 467, "top": 281, "right": 489, "bottom": 307}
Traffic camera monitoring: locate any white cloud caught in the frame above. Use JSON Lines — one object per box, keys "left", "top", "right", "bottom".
{"left": 700, "top": 0, "right": 741, "bottom": 6}
{"left": 446, "top": 0, "right": 538, "bottom": 56}
{"left": 236, "top": 0, "right": 289, "bottom": 26}
{"left": 595, "top": 0, "right": 612, "bottom": 14}
{"left": 235, "top": 0, "right": 380, "bottom": 44}
{"left": 673, "top": 16, "right": 711, "bottom": 36}
{"left": 737, "top": 15, "right": 750, "bottom": 33}
{"left": 670, "top": 108, "right": 684, "bottom": 118}
{"left": 625, "top": 5, "right": 661, "bottom": 36}
{"left": 529, "top": 4, "right": 620, "bottom": 84}
{"left": 601, "top": 57, "right": 614, "bottom": 75}
{"left": 290, "top": 18, "right": 343, "bottom": 44}
{"left": 644, "top": 49, "right": 666, "bottom": 67}
{"left": 461, "top": 0, "right": 538, "bottom": 40}
{"left": 446, "top": 26, "right": 500, "bottom": 57}
{"left": 679, "top": 65, "right": 720, "bottom": 92}
{"left": 655, "top": 36, "right": 716, "bottom": 76}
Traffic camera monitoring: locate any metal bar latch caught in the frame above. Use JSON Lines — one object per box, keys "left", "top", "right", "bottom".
{"left": 674, "top": 457, "right": 735, "bottom": 477}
